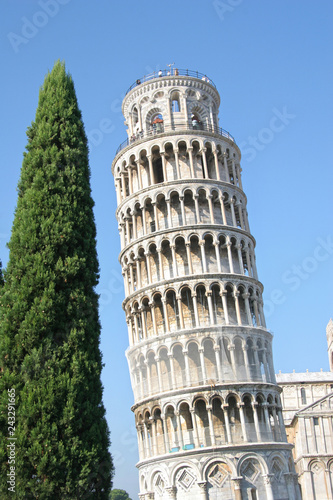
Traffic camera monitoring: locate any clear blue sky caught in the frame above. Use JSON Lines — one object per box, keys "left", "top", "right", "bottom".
{"left": 1, "top": 1, "right": 332, "bottom": 497}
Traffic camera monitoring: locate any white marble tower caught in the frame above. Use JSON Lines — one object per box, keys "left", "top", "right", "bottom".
{"left": 111, "top": 68, "right": 300, "bottom": 499}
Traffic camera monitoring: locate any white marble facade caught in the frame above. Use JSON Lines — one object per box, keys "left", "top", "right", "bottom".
{"left": 112, "top": 69, "right": 301, "bottom": 499}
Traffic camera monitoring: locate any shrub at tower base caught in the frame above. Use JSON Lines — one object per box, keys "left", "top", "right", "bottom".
{"left": 0, "top": 61, "right": 113, "bottom": 498}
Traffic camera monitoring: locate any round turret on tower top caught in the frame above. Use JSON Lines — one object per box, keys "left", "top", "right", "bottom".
{"left": 122, "top": 68, "right": 220, "bottom": 137}
{"left": 112, "top": 68, "right": 237, "bottom": 164}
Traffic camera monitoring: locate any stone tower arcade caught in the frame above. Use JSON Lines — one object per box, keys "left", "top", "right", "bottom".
{"left": 111, "top": 69, "right": 300, "bottom": 500}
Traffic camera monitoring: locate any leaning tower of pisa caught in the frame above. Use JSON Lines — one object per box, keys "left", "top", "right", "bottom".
{"left": 111, "top": 69, "right": 300, "bottom": 500}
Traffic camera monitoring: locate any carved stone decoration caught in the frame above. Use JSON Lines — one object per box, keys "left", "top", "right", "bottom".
{"left": 241, "top": 460, "right": 260, "bottom": 483}
{"left": 207, "top": 462, "right": 231, "bottom": 488}
{"left": 153, "top": 472, "right": 166, "bottom": 495}
{"left": 271, "top": 459, "right": 283, "bottom": 482}
{"left": 176, "top": 467, "right": 196, "bottom": 491}
{"left": 311, "top": 461, "right": 324, "bottom": 475}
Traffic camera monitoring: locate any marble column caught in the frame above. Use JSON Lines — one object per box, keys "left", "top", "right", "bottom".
{"left": 174, "top": 148, "right": 180, "bottom": 179}
{"left": 220, "top": 195, "right": 227, "bottom": 225}
{"left": 213, "top": 150, "right": 220, "bottom": 180}
{"left": 201, "top": 148, "right": 209, "bottom": 178}
{"left": 188, "top": 147, "right": 195, "bottom": 178}
{"left": 147, "top": 155, "right": 154, "bottom": 184}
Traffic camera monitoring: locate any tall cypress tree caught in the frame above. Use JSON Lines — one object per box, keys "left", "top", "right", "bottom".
{"left": 0, "top": 261, "right": 3, "bottom": 287}
{"left": 0, "top": 61, "right": 113, "bottom": 498}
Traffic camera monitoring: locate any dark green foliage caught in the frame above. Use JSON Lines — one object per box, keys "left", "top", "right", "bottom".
{"left": 0, "top": 61, "right": 113, "bottom": 498}
{"left": 110, "top": 489, "right": 132, "bottom": 500}
{"left": 0, "top": 261, "right": 3, "bottom": 287}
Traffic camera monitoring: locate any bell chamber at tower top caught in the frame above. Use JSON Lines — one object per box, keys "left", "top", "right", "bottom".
{"left": 123, "top": 69, "right": 220, "bottom": 132}
{"left": 112, "top": 69, "right": 242, "bottom": 206}
{"left": 114, "top": 69, "right": 236, "bottom": 154}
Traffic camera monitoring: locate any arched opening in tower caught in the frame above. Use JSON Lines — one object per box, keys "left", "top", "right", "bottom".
{"left": 191, "top": 114, "right": 202, "bottom": 130}
{"left": 153, "top": 157, "right": 164, "bottom": 184}
{"left": 151, "top": 113, "right": 164, "bottom": 134}
{"left": 171, "top": 91, "right": 181, "bottom": 113}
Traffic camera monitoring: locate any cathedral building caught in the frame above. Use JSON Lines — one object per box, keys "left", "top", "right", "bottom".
{"left": 276, "top": 319, "right": 333, "bottom": 499}
{"left": 111, "top": 68, "right": 301, "bottom": 499}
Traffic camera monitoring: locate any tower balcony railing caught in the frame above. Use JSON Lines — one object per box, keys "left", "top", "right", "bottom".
{"left": 115, "top": 122, "right": 236, "bottom": 155}
{"left": 125, "top": 68, "right": 216, "bottom": 95}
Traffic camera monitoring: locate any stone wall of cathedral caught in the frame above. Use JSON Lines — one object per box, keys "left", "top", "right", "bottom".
{"left": 276, "top": 320, "right": 333, "bottom": 499}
